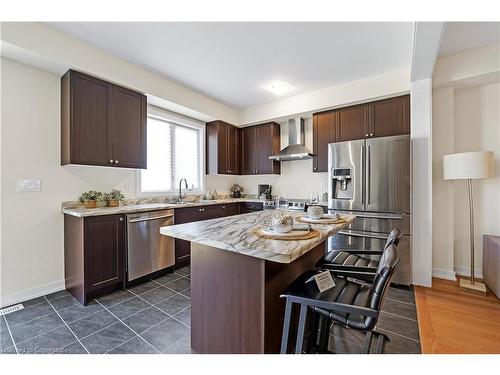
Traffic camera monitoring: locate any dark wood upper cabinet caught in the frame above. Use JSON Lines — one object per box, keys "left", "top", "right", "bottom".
{"left": 241, "top": 122, "right": 281, "bottom": 175}
{"left": 206, "top": 120, "right": 240, "bottom": 175}
{"left": 312, "top": 111, "right": 337, "bottom": 172}
{"left": 312, "top": 95, "right": 410, "bottom": 173}
{"left": 337, "top": 104, "right": 369, "bottom": 141}
{"left": 61, "top": 70, "right": 147, "bottom": 169}
{"left": 369, "top": 95, "right": 410, "bottom": 138}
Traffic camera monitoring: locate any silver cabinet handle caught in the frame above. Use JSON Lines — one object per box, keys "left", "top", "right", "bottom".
{"left": 109, "top": 159, "right": 114, "bottom": 163}
{"left": 338, "top": 230, "right": 388, "bottom": 240}
{"left": 365, "top": 133, "right": 368, "bottom": 137}
{"left": 361, "top": 145, "right": 365, "bottom": 205}
{"left": 115, "top": 160, "right": 119, "bottom": 164}
{"left": 370, "top": 133, "right": 374, "bottom": 137}
{"left": 119, "top": 217, "right": 124, "bottom": 221}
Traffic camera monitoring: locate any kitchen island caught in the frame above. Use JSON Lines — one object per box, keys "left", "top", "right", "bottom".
{"left": 160, "top": 210, "right": 354, "bottom": 353}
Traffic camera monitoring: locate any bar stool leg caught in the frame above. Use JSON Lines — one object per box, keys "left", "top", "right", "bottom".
{"left": 318, "top": 315, "right": 330, "bottom": 353}
{"left": 362, "top": 331, "right": 373, "bottom": 354}
{"left": 295, "top": 304, "right": 308, "bottom": 354}
{"left": 280, "top": 299, "right": 293, "bottom": 354}
{"left": 306, "top": 310, "right": 320, "bottom": 353}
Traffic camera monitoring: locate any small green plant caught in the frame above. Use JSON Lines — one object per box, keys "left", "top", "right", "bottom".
{"left": 79, "top": 190, "right": 104, "bottom": 203}
{"left": 105, "top": 189, "right": 125, "bottom": 202}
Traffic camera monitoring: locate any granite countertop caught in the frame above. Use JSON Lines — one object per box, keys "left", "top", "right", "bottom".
{"left": 62, "top": 198, "right": 264, "bottom": 218}
{"left": 160, "top": 211, "right": 355, "bottom": 264}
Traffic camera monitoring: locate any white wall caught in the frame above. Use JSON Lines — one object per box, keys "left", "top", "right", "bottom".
{"left": 431, "top": 87, "right": 456, "bottom": 280}
{"left": 0, "top": 58, "right": 139, "bottom": 307}
{"left": 452, "top": 83, "right": 500, "bottom": 277}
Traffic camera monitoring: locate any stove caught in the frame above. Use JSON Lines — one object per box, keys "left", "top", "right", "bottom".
{"left": 262, "top": 199, "right": 307, "bottom": 211}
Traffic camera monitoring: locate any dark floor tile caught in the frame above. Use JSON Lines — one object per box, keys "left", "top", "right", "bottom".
{"left": 128, "top": 281, "right": 160, "bottom": 295}
{"left": 81, "top": 322, "right": 135, "bottom": 354}
{"left": 387, "top": 286, "right": 416, "bottom": 305}
{"left": 377, "top": 328, "right": 421, "bottom": 354}
{"left": 0, "top": 329, "right": 14, "bottom": 352}
{"left": 174, "top": 266, "right": 190, "bottom": 277}
{"left": 378, "top": 311, "right": 420, "bottom": 342}
{"left": 108, "top": 297, "right": 150, "bottom": 320}
{"left": 153, "top": 273, "right": 182, "bottom": 286}
{"left": 0, "top": 316, "right": 7, "bottom": 333}
{"left": 162, "top": 334, "right": 192, "bottom": 354}
{"left": 4, "top": 301, "right": 55, "bottom": 327}
{"left": 140, "top": 318, "right": 190, "bottom": 351}
{"left": 97, "top": 290, "right": 135, "bottom": 308}
{"left": 165, "top": 278, "right": 190, "bottom": 292}
{"left": 122, "top": 307, "right": 168, "bottom": 335}
{"left": 328, "top": 334, "right": 363, "bottom": 354}
{"left": 180, "top": 288, "right": 191, "bottom": 298}
{"left": 381, "top": 297, "right": 418, "bottom": 321}
{"left": 55, "top": 341, "right": 88, "bottom": 354}
{"left": 45, "top": 290, "right": 71, "bottom": 301}
{"left": 10, "top": 313, "right": 64, "bottom": 344}
{"left": 108, "top": 336, "right": 157, "bottom": 354}
{"left": 140, "top": 286, "right": 176, "bottom": 305}
{"left": 48, "top": 294, "right": 80, "bottom": 311}
{"left": 173, "top": 307, "right": 190, "bottom": 327}
{"left": 19, "top": 296, "right": 46, "bottom": 308}
{"left": 16, "top": 326, "right": 77, "bottom": 354}
{"left": 155, "top": 294, "right": 190, "bottom": 316}
{"left": 58, "top": 301, "right": 103, "bottom": 324}
{"left": 68, "top": 310, "right": 117, "bottom": 339}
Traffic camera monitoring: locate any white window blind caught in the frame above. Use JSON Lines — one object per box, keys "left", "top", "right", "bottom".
{"left": 140, "top": 110, "right": 203, "bottom": 194}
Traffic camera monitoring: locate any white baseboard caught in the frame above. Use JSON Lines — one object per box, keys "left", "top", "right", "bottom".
{"left": 432, "top": 268, "right": 456, "bottom": 281}
{"left": 454, "top": 265, "right": 483, "bottom": 279}
{"left": 0, "top": 279, "right": 65, "bottom": 308}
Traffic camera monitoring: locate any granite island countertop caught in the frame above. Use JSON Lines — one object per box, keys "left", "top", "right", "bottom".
{"left": 62, "top": 198, "right": 264, "bottom": 218}
{"left": 160, "top": 210, "right": 355, "bottom": 263}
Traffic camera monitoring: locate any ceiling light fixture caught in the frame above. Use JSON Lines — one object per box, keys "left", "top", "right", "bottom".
{"left": 269, "top": 82, "right": 292, "bottom": 95}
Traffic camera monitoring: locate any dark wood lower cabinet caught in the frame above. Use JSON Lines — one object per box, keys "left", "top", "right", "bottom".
{"left": 174, "top": 203, "right": 247, "bottom": 267}
{"left": 239, "top": 201, "right": 264, "bottom": 213}
{"left": 64, "top": 214, "right": 125, "bottom": 305}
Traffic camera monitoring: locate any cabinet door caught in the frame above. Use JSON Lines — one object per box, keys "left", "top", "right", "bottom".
{"left": 112, "top": 85, "right": 147, "bottom": 169}
{"left": 370, "top": 95, "right": 410, "bottom": 138}
{"left": 70, "top": 71, "right": 113, "bottom": 166}
{"left": 255, "top": 123, "right": 279, "bottom": 174}
{"left": 84, "top": 215, "right": 124, "bottom": 292}
{"left": 337, "top": 105, "right": 369, "bottom": 142}
{"left": 220, "top": 203, "right": 240, "bottom": 217}
{"left": 241, "top": 126, "right": 257, "bottom": 175}
{"left": 217, "top": 122, "right": 229, "bottom": 174}
{"left": 313, "top": 112, "right": 337, "bottom": 172}
{"left": 227, "top": 125, "right": 240, "bottom": 175}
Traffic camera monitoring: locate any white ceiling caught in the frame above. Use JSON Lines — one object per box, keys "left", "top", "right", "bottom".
{"left": 439, "top": 22, "right": 500, "bottom": 57}
{"left": 49, "top": 22, "right": 413, "bottom": 109}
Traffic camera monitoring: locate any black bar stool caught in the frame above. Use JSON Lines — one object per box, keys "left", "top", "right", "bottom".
{"left": 315, "top": 228, "right": 401, "bottom": 283}
{"left": 280, "top": 244, "right": 400, "bottom": 354}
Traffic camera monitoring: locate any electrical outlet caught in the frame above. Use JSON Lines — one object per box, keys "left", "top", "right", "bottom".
{"left": 17, "top": 180, "right": 41, "bottom": 192}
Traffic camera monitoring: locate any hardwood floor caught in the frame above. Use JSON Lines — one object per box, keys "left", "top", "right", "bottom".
{"left": 415, "top": 277, "right": 500, "bottom": 353}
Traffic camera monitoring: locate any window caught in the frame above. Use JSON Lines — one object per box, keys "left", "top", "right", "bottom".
{"left": 139, "top": 107, "right": 204, "bottom": 195}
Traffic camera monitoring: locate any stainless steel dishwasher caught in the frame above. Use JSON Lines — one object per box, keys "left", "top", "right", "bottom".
{"left": 126, "top": 209, "right": 175, "bottom": 282}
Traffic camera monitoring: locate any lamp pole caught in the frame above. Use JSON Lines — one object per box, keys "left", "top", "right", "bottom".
{"left": 467, "top": 178, "right": 475, "bottom": 284}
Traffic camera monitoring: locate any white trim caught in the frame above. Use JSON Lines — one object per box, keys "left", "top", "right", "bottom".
{"left": 432, "top": 267, "right": 457, "bottom": 281}
{"left": 0, "top": 279, "right": 65, "bottom": 308}
{"left": 454, "top": 265, "right": 483, "bottom": 279}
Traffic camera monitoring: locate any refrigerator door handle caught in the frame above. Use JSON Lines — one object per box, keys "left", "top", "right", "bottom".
{"left": 367, "top": 145, "right": 371, "bottom": 205}
{"left": 338, "top": 230, "right": 388, "bottom": 240}
{"left": 361, "top": 145, "right": 365, "bottom": 204}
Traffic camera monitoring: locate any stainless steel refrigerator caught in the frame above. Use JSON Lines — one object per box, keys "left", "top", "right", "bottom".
{"left": 328, "top": 134, "right": 411, "bottom": 285}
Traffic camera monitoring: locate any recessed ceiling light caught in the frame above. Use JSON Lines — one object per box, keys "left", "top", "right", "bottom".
{"left": 269, "top": 82, "right": 292, "bottom": 95}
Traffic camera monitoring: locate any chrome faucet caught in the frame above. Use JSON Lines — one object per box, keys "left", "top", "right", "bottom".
{"left": 178, "top": 178, "right": 188, "bottom": 202}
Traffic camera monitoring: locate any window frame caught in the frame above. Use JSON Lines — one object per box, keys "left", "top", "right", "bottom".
{"left": 136, "top": 105, "right": 206, "bottom": 197}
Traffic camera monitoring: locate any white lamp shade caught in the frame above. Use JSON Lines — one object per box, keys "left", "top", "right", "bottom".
{"left": 443, "top": 151, "right": 495, "bottom": 180}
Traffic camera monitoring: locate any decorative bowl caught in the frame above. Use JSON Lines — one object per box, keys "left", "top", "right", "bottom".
{"left": 307, "top": 205, "right": 324, "bottom": 220}
{"left": 270, "top": 214, "right": 294, "bottom": 233}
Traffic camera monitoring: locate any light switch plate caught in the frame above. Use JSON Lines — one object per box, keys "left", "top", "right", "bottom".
{"left": 17, "top": 180, "right": 41, "bottom": 192}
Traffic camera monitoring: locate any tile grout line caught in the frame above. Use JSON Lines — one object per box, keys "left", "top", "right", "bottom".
{"left": 380, "top": 309, "right": 418, "bottom": 322}
{"left": 161, "top": 331, "right": 191, "bottom": 354}
{"left": 3, "top": 316, "right": 19, "bottom": 354}
{"left": 44, "top": 296, "right": 90, "bottom": 354}
{"left": 94, "top": 299, "right": 160, "bottom": 354}
{"left": 376, "top": 326, "right": 421, "bottom": 344}
{"left": 385, "top": 296, "right": 416, "bottom": 306}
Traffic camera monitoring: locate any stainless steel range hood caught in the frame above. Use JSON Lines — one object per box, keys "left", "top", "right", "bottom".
{"left": 269, "top": 117, "right": 313, "bottom": 161}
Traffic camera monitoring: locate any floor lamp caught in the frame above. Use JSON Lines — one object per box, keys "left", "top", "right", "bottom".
{"left": 443, "top": 151, "right": 495, "bottom": 292}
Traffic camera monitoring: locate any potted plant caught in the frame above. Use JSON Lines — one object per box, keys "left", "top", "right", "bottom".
{"left": 230, "top": 184, "right": 243, "bottom": 198}
{"left": 79, "top": 190, "right": 104, "bottom": 209}
{"left": 105, "top": 189, "right": 125, "bottom": 207}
